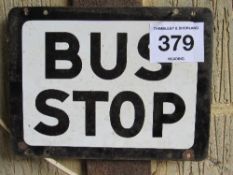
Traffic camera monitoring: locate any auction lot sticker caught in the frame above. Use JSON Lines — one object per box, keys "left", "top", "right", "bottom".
{"left": 9, "top": 8, "right": 213, "bottom": 160}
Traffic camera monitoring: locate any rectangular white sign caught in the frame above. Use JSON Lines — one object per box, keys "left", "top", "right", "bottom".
{"left": 150, "top": 21, "right": 204, "bottom": 63}
{"left": 22, "top": 21, "right": 197, "bottom": 149}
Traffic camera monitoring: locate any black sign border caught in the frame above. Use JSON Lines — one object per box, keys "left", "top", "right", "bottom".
{"left": 8, "top": 7, "right": 213, "bottom": 160}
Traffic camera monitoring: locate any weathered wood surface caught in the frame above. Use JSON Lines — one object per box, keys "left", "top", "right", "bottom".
{"left": 73, "top": 0, "right": 142, "bottom": 7}
{"left": 87, "top": 160, "right": 151, "bottom": 175}
{"left": 0, "top": 0, "right": 233, "bottom": 175}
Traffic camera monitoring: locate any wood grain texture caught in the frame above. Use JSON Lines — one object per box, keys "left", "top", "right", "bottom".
{"left": 0, "top": 0, "right": 233, "bottom": 175}
{"left": 73, "top": 0, "right": 142, "bottom": 7}
{"left": 87, "top": 160, "right": 151, "bottom": 175}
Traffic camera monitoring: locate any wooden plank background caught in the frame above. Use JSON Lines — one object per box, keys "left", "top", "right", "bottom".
{"left": 0, "top": 0, "right": 233, "bottom": 174}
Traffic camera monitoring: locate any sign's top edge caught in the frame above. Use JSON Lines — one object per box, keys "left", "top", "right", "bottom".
{"left": 8, "top": 7, "right": 213, "bottom": 31}
{"left": 8, "top": 7, "right": 213, "bottom": 19}
{"left": 9, "top": 6, "right": 212, "bottom": 10}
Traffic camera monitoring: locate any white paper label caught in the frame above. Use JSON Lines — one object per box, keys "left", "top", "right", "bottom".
{"left": 150, "top": 21, "right": 204, "bottom": 63}
{"left": 22, "top": 21, "right": 197, "bottom": 149}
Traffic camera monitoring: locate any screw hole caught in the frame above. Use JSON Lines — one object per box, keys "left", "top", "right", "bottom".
{"left": 44, "top": 149, "right": 50, "bottom": 155}
{"left": 18, "top": 142, "right": 28, "bottom": 151}
{"left": 191, "top": 11, "right": 196, "bottom": 17}
{"left": 183, "top": 150, "right": 194, "bottom": 160}
{"left": 172, "top": 9, "right": 179, "bottom": 16}
{"left": 43, "top": 9, "right": 49, "bottom": 16}
{"left": 24, "top": 149, "right": 33, "bottom": 156}
{"left": 24, "top": 8, "right": 29, "bottom": 16}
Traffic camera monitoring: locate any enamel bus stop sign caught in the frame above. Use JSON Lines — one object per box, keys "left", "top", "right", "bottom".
{"left": 9, "top": 7, "right": 213, "bottom": 160}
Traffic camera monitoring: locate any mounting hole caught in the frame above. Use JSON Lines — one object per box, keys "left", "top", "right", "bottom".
{"left": 18, "top": 142, "right": 28, "bottom": 151}
{"left": 23, "top": 8, "right": 29, "bottom": 16}
{"left": 191, "top": 11, "right": 196, "bottom": 17}
{"left": 24, "top": 149, "right": 33, "bottom": 156}
{"left": 183, "top": 150, "right": 194, "bottom": 160}
{"left": 172, "top": 8, "right": 179, "bottom": 16}
{"left": 44, "top": 149, "right": 50, "bottom": 156}
{"left": 43, "top": 9, "right": 49, "bottom": 16}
